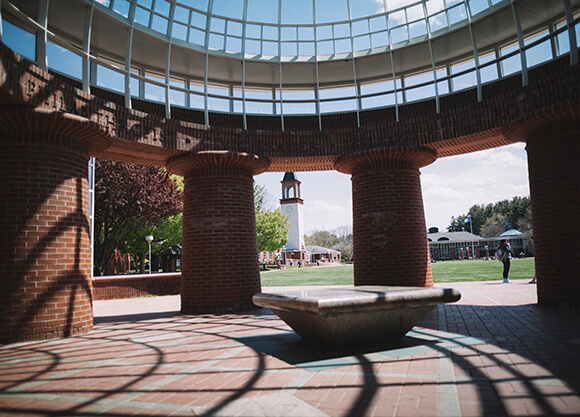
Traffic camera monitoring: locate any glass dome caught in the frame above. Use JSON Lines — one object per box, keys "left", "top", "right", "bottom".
{"left": 99, "top": 0, "right": 488, "bottom": 61}
{"left": 1, "top": 0, "right": 578, "bottom": 128}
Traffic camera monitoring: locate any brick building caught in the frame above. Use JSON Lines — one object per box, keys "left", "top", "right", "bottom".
{"left": 0, "top": 0, "right": 579, "bottom": 343}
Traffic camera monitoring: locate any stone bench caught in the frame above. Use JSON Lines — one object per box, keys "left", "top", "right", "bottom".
{"left": 253, "top": 286, "right": 461, "bottom": 346}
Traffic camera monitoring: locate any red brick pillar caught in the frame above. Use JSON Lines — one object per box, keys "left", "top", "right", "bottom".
{"left": 336, "top": 148, "right": 436, "bottom": 287}
{"left": 0, "top": 131, "right": 95, "bottom": 343}
{"left": 524, "top": 121, "right": 580, "bottom": 308}
{"left": 167, "top": 151, "right": 269, "bottom": 313}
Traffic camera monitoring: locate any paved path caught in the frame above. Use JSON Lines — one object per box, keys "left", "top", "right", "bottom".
{"left": 1, "top": 280, "right": 580, "bottom": 416}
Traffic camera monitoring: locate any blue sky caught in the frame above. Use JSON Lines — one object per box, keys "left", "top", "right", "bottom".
{"left": 255, "top": 142, "right": 530, "bottom": 234}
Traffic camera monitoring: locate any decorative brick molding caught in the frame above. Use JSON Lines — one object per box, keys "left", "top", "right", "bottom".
{"left": 166, "top": 150, "right": 270, "bottom": 177}
{"left": 0, "top": 133, "right": 93, "bottom": 343}
{"left": 175, "top": 152, "right": 268, "bottom": 313}
{"left": 1, "top": 42, "right": 579, "bottom": 171}
{"left": 92, "top": 273, "right": 181, "bottom": 301}
{"left": 335, "top": 147, "right": 437, "bottom": 174}
{"left": 0, "top": 107, "right": 110, "bottom": 154}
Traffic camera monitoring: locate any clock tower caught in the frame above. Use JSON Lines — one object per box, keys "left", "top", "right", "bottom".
{"left": 280, "top": 172, "right": 305, "bottom": 257}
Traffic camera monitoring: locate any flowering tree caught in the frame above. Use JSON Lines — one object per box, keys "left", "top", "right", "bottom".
{"left": 94, "top": 159, "right": 183, "bottom": 275}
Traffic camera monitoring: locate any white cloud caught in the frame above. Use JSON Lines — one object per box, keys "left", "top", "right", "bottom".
{"left": 421, "top": 143, "right": 529, "bottom": 230}
{"left": 304, "top": 199, "right": 352, "bottom": 233}
{"left": 255, "top": 143, "right": 530, "bottom": 234}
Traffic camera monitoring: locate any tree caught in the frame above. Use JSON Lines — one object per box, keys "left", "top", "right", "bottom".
{"left": 94, "top": 160, "right": 183, "bottom": 275}
{"left": 118, "top": 214, "right": 183, "bottom": 273}
{"left": 254, "top": 184, "right": 290, "bottom": 252}
{"left": 254, "top": 183, "right": 275, "bottom": 212}
{"left": 514, "top": 205, "right": 533, "bottom": 232}
{"left": 480, "top": 213, "right": 507, "bottom": 238}
{"left": 304, "top": 226, "right": 353, "bottom": 261}
{"left": 332, "top": 225, "right": 352, "bottom": 242}
{"left": 333, "top": 226, "right": 353, "bottom": 261}
{"left": 447, "top": 196, "right": 531, "bottom": 236}
{"left": 304, "top": 230, "right": 340, "bottom": 248}
{"left": 256, "top": 209, "right": 290, "bottom": 252}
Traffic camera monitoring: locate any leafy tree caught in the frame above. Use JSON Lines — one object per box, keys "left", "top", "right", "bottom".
{"left": 304, "top": 226, "right": 353, "bottom": 261}
{"left": 514, "top": 204, "right": 533, "bottom": 232}
{"left": 118, "top": 214, "right": 183, "bottom": 273}
{"left": 254, "top": 184, "right": 290, "bottom": 252}
{"left": 480, "top": 213, "right": 507, "bottom": 238}
{"left": 256, "top": 209, "right": 290, "bottom": 252}
{"left": 94, "top": 160, "right": 183, "bottom": 275}
{"left": 447, "top": 196, "right": 531, "bottom": 237}
{"left": 304, "top": 230, "right": 340, "bottom": 248}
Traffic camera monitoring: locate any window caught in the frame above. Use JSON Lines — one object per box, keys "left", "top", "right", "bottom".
{"left": 47, "top": 42, "right": 82, "bottom": 80}
{"left": 96, "top": 64, "right": 124, "bottom": 93}
{"left": 2, "top": 20, "right": 35, "bottom": 61}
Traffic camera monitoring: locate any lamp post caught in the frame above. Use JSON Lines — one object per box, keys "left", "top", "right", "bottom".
{"left": 145, "top": 235, "right": 154, "bottom": 274}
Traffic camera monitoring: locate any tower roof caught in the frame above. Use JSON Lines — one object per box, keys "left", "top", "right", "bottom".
{"left": 282, "top": 172, "right": 299, "bottom": 182}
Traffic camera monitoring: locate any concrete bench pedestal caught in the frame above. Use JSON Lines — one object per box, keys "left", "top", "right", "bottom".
{"left": 253, "top": 286, "right": 461, "bottom": 346}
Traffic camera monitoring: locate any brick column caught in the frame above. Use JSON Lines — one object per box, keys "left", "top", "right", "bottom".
{"left": 167, "top": 151, "right": 269, "bottom": 313}
{"left": 336, "top": 148, "right": 436, "bottom": 287}
{"left": 522, "top": 121, "right": 580, "bottom": 308}
{"left": 0, "top": 109, "right": 110, "bottom": 344}
{"left": 0, "top": 135, "right": 93, "bottom": 343}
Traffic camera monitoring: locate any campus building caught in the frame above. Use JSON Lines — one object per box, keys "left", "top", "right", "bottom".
{"left": 428, "top": 228, "right": 529, "bottom": 261}
{"left": 0, "top": 0, "right": 579, "bottom": 343}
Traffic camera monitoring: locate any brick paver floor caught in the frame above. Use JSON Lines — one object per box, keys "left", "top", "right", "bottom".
{"left": 1, "top": 280, "right": 579, "bottom": 416}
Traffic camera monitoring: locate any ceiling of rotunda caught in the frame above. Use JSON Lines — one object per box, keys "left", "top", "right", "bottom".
{"left": 4, "top": 0, "right": 574, "bottom": 89}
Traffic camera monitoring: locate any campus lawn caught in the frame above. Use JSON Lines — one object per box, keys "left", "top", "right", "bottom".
{"left": 260, "top": 257, "right": 536, "bottom": 287}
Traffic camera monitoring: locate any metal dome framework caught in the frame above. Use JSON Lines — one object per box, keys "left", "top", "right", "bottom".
{"left": 1, "top": 0, "right": 579, "bottom": 130}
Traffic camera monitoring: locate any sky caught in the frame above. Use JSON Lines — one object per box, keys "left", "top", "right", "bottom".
{"left": 255, "top": 142, "right": 530, "bottom": 235}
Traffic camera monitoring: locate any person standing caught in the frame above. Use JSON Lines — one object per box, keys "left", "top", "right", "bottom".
{"left": 498, "top": 239, "right": 512, "bottom": 283}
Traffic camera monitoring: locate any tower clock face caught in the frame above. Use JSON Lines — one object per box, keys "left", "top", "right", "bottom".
{"left": 285, "top": 206, "right": 293, "bottom": 213}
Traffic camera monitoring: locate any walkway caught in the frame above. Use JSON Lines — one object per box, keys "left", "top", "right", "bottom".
{"left": 1, "top": 281, "right": 579, "bottom": 416}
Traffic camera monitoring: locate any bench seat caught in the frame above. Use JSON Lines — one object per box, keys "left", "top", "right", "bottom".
{"left": 253, "top": 286, "right": 461, "bottom": 346}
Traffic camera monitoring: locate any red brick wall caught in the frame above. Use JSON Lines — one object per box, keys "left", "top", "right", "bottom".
{"left": 0, "top": 134, "right": 93, "bottom": 343}
{"left": 337, "top": 149, "right": 435, "bottom": 288}
{"left": 526, "top": 122, "right": 580, "bottom": 308}
{"left": 92, "top": 273, "right": 181, "bottom": 300}
{"left": 170, "top": 152, "right": 269, "bottom": 313}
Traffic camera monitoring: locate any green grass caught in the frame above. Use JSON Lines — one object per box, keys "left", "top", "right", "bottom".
{"left": 260, "top": 264, "right": 355, "bottom": 287}
{"left": 260, "top": 258, "right": 536, "bottom": 287}
{"left": 431, "top": 257, "right": 535, "bottom": 282}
